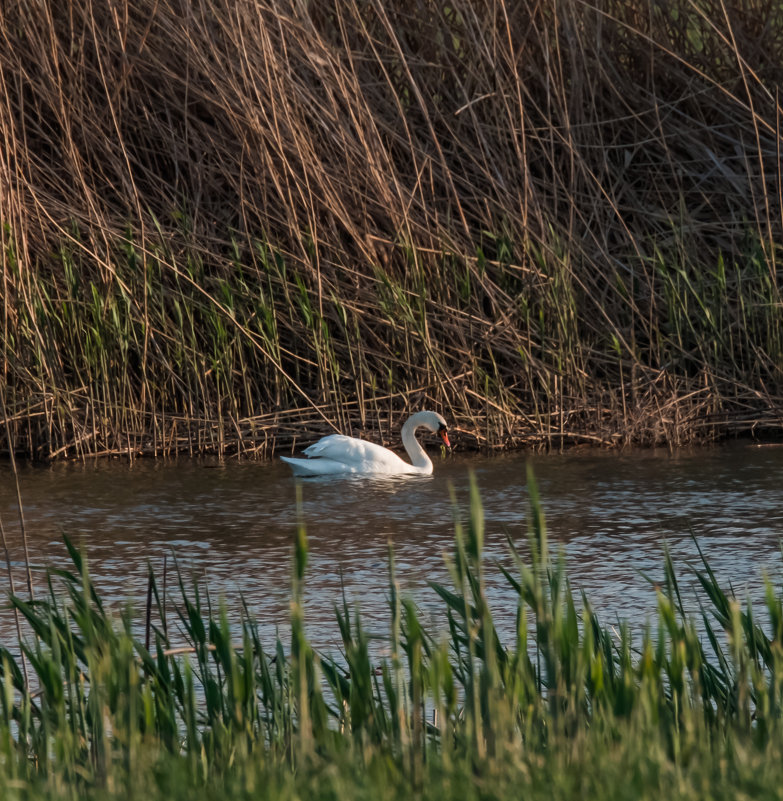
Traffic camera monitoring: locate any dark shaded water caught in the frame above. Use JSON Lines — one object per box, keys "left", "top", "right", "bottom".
{"left": 1, "top": 443, "right": 782, "bottom": 649}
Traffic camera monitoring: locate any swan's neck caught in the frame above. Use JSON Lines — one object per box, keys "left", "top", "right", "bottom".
{"left": 400, "top": 414, "right": 433, "bottom": 472}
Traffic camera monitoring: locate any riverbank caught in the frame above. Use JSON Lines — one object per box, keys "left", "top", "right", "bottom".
{"left": 2, "top": 1, "right": 783, "bottom": 461}
{"left": 1, "top": 475, "right": 783, "bottom": 800}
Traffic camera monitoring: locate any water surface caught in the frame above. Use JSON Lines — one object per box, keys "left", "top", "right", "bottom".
{"left": 1, "top": 443, "right": 782, "bottom": 648}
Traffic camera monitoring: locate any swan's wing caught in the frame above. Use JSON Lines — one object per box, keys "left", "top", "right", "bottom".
{"left": 301, "top": 434, "right": 413, "bottom": 472}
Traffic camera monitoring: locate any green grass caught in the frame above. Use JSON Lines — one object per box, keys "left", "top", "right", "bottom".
{"left": 1, "top": 472, "right": 783, "bottom": 799}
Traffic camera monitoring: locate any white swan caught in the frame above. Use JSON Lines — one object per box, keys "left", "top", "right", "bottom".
{"left": 281, "top": 411, "right": 450, "bottom": 476}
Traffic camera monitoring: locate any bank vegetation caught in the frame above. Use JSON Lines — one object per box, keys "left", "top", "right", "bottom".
{"left": 1, "top": 0, "right": 782, "bottom": 459}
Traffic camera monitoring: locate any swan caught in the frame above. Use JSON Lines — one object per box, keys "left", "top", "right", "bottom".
{"left": 280, "top": 411, "right": 450, "bottom": 476}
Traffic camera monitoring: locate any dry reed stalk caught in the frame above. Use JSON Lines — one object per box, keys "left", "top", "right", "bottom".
{"left": 0, "top": 512, "right": 29, "bottom": 690}
{"left": 0, "top": 387, "right": 35, "bottom": 599}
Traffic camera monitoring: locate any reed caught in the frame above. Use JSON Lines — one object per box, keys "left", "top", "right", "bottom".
{"left": 1, "top": 1, "right": 783, "bottom": 459}
{"left": 0, "top": 476, "right": 781, "bottom": 798}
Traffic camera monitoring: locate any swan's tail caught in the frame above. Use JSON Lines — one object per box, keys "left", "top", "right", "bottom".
{"left": 280, "top": 456, "right": 315, "bottom": 475}
{"left": 280, "top": 455, "right": 354, "bottom": 476}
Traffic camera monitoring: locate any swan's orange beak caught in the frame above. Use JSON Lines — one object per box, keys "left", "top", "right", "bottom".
{"left": 439, "top": 428, "right": 451, "bottom": 448}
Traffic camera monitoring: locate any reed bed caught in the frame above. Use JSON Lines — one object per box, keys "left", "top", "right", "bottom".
{"left": 0, "top": 474, "right": 782, "bottom": 799}
{"left": 2, "top": 1, "right": 783, "bottom": 459}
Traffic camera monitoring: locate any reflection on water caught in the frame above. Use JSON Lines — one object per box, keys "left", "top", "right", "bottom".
{"left": 1, "top": 442, "right": 782, "bottom": 648}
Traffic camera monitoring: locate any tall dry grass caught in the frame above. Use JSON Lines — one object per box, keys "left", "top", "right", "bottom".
{"left": 1, "top": 0, "right": 782, "bottom": 458}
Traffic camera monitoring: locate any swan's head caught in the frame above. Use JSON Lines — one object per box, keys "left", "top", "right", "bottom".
{"left": 421, "top": 411, "right": 451, "bottom": 448}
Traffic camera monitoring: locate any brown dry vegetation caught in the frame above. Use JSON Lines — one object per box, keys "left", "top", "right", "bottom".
{"left": 1, "top": 0, "right": 783, "bottom": 459}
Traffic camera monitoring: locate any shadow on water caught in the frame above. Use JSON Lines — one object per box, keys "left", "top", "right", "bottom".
{"left": 1, "top": 442, "right": 783, "bottom": 648}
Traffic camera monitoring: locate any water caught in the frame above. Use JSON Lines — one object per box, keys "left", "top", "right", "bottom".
{"left": 1, "top": 443, "right": 782, "bottom": 650}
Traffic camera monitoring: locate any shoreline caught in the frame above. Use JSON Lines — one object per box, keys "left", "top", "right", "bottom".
{"left": 2, "top": 408, "right": 783, "bottom": 462}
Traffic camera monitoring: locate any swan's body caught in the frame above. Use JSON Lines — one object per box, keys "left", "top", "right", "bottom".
{"left": 281, "top": 411, "right": 450, "bottom": 477}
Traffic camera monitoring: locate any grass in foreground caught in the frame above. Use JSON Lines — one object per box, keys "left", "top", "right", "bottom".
{"left": 0, "top": 471, "right": 783, "bottom": 799}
